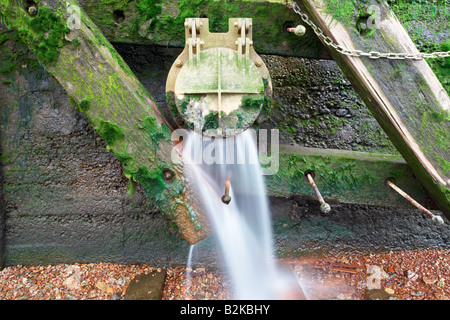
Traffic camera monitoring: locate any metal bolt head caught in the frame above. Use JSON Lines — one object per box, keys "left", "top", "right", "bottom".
{"left": 162, "top": 169, "right": 175, "bottom": 182}
{"left": 221, "top": 195, "right": 231, "bottom": 205}
{"left": 320, "top": 202, "right": 331, "bottom": 214}
{"left": 28, "top": 5, "right": 38, "bottom": 16}
{"left": 175, "top": 60, "right": 183, "bottom": 68}
{"left": 288, "top": 25, "right": 306, "bottom": 37}
{"left": 432, "top": 215, "right": 445, "bottom": 225}
{"left": 294, "top": 25, "right": 306, "bottom": 36}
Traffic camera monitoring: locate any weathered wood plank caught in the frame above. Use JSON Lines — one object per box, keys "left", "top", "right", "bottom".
{"left": 0, "top": 0, "right": 211, "bottom": 244}
{"left": 266, "top": 145, "right": 436, "bottom": 210}
{"left": 76, "top": 0, "right": 330, "bottom": 58}
{"left": 297, "top": 0, "right": 450, "bottom": 217}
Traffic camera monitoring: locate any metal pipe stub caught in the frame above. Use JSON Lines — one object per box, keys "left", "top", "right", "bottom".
{"left": 386, "top": 179, "right": 444, "bottom": 225}
{"left": 305, "top": 171, "right": 331, "bottom": 214}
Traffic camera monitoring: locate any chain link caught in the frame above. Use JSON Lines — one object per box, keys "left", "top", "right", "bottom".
{"left": 289, "top": 1, "right": 450, "bottom": 60}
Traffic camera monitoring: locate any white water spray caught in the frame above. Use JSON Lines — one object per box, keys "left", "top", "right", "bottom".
{"left": 183, "top": 130, "right": 292, "bottom": 299}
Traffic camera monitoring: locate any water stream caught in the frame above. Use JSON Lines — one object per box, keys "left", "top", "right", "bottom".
{"left": 184, "top": 244, "right": 195, "bottom": 299}
{"left": 182, "top": 130, "right": 293, "bottom": 299}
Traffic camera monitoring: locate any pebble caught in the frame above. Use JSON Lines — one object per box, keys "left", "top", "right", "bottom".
{"left": 422, "top": 275, "right": 438, "bottom": 285}
{"left": 116, "top": 278, "right": 129, "bottom": 286}
{"left": 366, "top": 265, "right": 389, "bottom": 290}
{"left": 385, "top": 288, "right": 395, "bottom": 295}
{"left": 319, "top": 107, "right": 330, "bottom": 114}
{"left": 335, "top": 108, "right": 349, "bottom": 117}
{"left": 406, "top": 270, "right": 419, "bottom": 281}
{"left": 95, "top": 281, "right": 108, "bottom": 291}
{"left": 0, "top": 249, "right": 449, "bottom": 300}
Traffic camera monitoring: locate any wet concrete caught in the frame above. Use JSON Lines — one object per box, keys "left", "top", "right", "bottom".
{"left": 270, "top": 196, "right": 450, "bottom": 258}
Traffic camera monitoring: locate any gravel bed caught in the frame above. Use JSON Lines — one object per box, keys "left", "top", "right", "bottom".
{"left": 1, "top": 249, "right": 449, "bottom": 300}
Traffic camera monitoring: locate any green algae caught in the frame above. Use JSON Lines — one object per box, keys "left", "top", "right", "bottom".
{"left": 241, "top": 96, "right": 263, "bottom": 111}
{"left": 0, "top": 47, "right": 17, "bottom": 75}
{"left": 0, "top": 32, "right": 8, "bottom": 44}
{"left": 78, "top": 99, "right": 90, "bottom": 112}
{"left": 82, "top": 0, "right": 323, "bottom": 57}
{"left": 22, "top": 6, "right": 69, "bottom": 64}
{"left": 139, "top": 116, "right": 171, "bottom": 150}
{"left": 97, "top": 120, "right": 125, "bottom": 145}
{"left": 132, "top": 165, "right": 166, "bottom": 201}
{"left": 263, "top": 148, "right": 431, "bottom": 207}
{"left": 202, "top": 111, "right": 219, "bottom": 131}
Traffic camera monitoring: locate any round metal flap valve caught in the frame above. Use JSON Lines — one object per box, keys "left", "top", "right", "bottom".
{"left": 166, "top": 18, "right": 272, "bottom": 137}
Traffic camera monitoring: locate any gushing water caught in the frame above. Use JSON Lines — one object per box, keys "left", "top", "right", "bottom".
{"left": 183, "top": 130, "right": 292, "bottom": 299}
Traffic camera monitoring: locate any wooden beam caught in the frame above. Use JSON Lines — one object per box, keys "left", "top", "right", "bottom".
{"left": 0, "top": 0, "right": 211, "bottom": 244}
{"left": 297, "top": 0, "right": 450, "bottom": 217}
{"left": 76, "top": 0, "right": 330, "bottom": 58}
{"left": 265, "top": 145, "right": 436, "bottom": 210}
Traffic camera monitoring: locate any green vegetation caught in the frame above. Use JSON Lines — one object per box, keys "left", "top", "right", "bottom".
{"left": 97, "top": 120, "right": 125, "bottom": 145}
{"left": 0, "top": 46, "right": 17, "bottom": 75}
{"left": 82, "top": 0, "right": 322, "bottom": 57}
{"left": 202, "top": 111, "right": 219, "bottom": 131}
{"left": 426, "top": 40, "right": 450, "bottom": 95}
{"left": 0, "top": 10, "right": 10, "bottom": 29}
{"left": 388, "top": 0, "right": 449, "bottom": 42}
{"left": 135, "top": 0, "right": 162, "bottom": 28}
{"left": 241, "top": 96, "right": 263, "bottom": 111}
{"left": 321, "top": 0, "right": 449, "bottom": 95}
{"left": 139, "top": 116, "right": 171, "bottom": 150}
{"left": 20, "top": 6, "right": 70, "bottom": 64}
{"left": 78, "top": 99, "right": 90, "bottom": 112}
{"left": 388, "top": 0, "right": 449, "bottom": 95}
{"left": 0, "top": 32, "right": 8, "bottom": 45}
{"left": 431, "top": 109, "right": 450, "bottom": 122}
{"left": 323, "top": 0, "right": 363, "bottom": 27}
{"left": 113, "top": 150, "right": 134, "bottom": 164}
{"left": 72, "top": 38, "right": 80, "bottom": 48}
{"left": 263, "top": 149, "right": 431, "bottom": 207}
{"left": 132, "top": 165, "right": 166, "bottom": 201}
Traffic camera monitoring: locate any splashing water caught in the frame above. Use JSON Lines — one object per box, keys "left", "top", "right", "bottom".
{"left": 183, "top": 130, "right": 293, "bottom": 299}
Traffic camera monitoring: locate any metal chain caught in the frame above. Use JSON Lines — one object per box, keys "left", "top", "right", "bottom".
{"left": 288, "top": 1, "right": 450, "bottom": 60}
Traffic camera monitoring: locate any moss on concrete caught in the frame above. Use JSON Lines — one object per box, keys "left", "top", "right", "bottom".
{"left": 79, "top": 0, "right": 326, "bottom": 58}
{"left": 264, "top": 147, "right": 432, "bottom": 208}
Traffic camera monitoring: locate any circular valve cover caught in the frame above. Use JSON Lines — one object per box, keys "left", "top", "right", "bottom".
{"left": 170, "top": 47, "right": 269, "bottom": 137}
